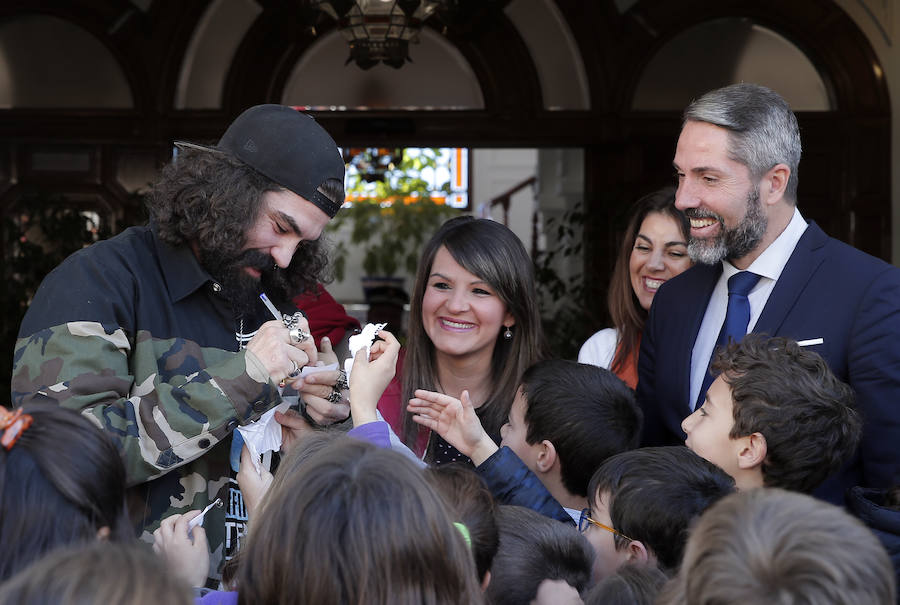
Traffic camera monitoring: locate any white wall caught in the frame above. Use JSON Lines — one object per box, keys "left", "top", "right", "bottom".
{"left": 473, "top": 148, "right": 540, "bottom": 252}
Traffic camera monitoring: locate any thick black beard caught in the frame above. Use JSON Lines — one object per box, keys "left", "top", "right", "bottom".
{"left": 200, "top": 248, "right": 292, "bottom": 317}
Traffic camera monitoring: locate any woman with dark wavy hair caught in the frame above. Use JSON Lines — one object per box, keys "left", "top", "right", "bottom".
{"left": 579, "top": 188, "right": 690, "bottom": 389}
{"left": 377, "top": 216, "right": 547, "bottom": 463}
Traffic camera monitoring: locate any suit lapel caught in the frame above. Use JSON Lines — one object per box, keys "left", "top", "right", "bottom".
{"left": 672, "top": 263, "right": 721, "bottom": 409}
{"left": 755, "top": 222, "right": 828, "bottom": 335}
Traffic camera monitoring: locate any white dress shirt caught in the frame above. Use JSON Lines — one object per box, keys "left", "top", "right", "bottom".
{"left": 688, "top": 208, "right": 808, "bottom": 409}
{"left": 578, "top": 327, "right": 618, "bottom": 369}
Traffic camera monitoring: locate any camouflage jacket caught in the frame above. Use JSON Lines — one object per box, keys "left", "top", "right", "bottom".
{"left": 11, "top": 225, "right": 290, "bottom": 585}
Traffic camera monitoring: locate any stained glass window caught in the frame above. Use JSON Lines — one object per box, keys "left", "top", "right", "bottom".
{"left": 343, "top": 147, "right": 469, "bottom": 209}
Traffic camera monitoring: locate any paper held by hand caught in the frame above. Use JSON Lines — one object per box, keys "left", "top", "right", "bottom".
{"left": 300, "top": 362, "right": 339, "bottom": 377}
{"left": 236, "top": 401, "right": 291, "bottom": 477}
{"left": 240, "top": 362, "right": 339, "bottom": 476}
{"left": 187, "top": 497, "right": 223, "bottom": 536}
{"left": 344, "top": 323, "right": 387, "bottom": 378}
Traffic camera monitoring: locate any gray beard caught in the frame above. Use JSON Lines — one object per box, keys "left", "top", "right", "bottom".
{"left": 687, "top": 187, "right": 767, "bottom": 265}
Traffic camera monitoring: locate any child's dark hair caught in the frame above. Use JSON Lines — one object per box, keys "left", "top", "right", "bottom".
{"left": 425, "top": 464, "right": 500, "bottom": 584}
{"left": 222, "top": 430, "right": 343, "bottom": 587}
{"left": 0, "top": 403, "right": 132, "bottom": 581}
{"left": 712, "top": 334, "right": 861, "bottom": 493}
{"left": 487, "top": 505, "right": 594, "bottom": 605}
{"left": 583, "top": 564, "right": 668, "bottom": 605}
{"left": 520, "top": 359, "right": 642, "bottom": 497}
{"left": 587, "top": 446, "right": 735, "bottom": 573}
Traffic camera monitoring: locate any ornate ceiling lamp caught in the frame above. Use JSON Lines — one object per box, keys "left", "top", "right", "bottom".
{"left": 310, "top": 0, "right": 442, "bottom": 69}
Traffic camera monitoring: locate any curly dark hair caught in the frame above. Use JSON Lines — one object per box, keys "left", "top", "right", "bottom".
{"left": 147, "top": 147, "right": 334, "bottom": 303}
{"left": 711, "top": 335, "right": 862, "bottom": 494}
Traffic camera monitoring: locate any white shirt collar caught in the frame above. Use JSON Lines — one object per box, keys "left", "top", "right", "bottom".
{"left": 564, "top": 506, "right": 583, "bottom": 525}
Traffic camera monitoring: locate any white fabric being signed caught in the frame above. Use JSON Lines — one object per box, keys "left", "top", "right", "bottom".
{"left": 237, "top": 363, "right": 338, "bottom": 475}
{"left": 238, "top": 322, "right": 387, "bottom": 477}
{"left": 343, "top": 322, "right": 387, "bottom": 378}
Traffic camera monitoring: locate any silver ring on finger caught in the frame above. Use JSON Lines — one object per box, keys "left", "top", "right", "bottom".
{"left": 289, "top": 328, "right": 310, "bottom": 344}
{"left": 282, "top": 311, "right": 306, "bottom": 329}
{"left": 287, "top": 360, "right": 301, "bottom": 378}
{"left": 327, "top": 388, "right": 343, "bottom": 404}
{"left": 334, "top": 369, "right": 349, "bottom": 391}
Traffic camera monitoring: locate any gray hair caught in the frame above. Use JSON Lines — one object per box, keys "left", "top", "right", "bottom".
{"left": 684, "top": 83, "right": 802, "bottom": 202}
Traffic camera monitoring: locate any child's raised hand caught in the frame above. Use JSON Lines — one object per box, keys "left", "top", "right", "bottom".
{"left": 365, "top": 329, "right": 400, "bottom": 366}
{"left": 348, "top": 329, "right": 401, "bottom": 426}
{"left": 408, "top": 389, "right": 499, "bottom": 465}
{"left": 152, "top": 510, "right": 210, "bottom": 588}
{"left": 236, "top": 444, "right": 274, "bottom": 519}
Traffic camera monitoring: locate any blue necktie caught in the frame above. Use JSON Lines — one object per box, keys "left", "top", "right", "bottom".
{"left": 697, "top": 271, "right": 761, "bottom": 408}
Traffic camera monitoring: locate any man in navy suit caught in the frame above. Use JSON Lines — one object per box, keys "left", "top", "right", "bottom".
{"left": 637, "top": 83, "right": 900, "bottom": 505}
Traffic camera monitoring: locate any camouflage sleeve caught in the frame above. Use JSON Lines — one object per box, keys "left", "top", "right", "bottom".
{"left": 11, "top": 322, "right": 281, "bottom": 486}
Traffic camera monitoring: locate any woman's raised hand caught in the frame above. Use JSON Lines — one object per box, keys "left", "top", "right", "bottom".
{"left": 407, "top": 389, "right": 498, "bottom": 465}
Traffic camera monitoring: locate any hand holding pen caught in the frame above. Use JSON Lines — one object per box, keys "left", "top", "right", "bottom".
{"left": 153, "top": 503, "right": 217, "bottom": 588}
{"left": 262, "top": 293, "right": 353, "bottom": 425}
{"left": 244, "top": 293, "right": 318, "bottom": 387}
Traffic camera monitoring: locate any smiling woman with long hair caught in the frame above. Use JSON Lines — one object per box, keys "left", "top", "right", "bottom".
{"left": 378, "top": 216, "right": 547, "bottom": 463}
{"left": 579, "top": 188, "right": 690, "bottom": 389}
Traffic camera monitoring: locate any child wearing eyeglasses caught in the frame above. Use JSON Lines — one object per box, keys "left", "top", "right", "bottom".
{"left": 681, "top": 335, "right": 861, "bottom": 495}
{"left": 407, "top": 359, "right": 642, "bottom": 526}
{"left": 582, "top": 446, "right": 734, "bottom": 581}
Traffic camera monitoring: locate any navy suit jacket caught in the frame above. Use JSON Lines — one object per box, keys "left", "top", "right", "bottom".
{"left": 637, "top": 221, "right": 900, "bottom": 504}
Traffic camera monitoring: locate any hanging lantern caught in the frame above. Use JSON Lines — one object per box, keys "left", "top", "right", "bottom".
{"left": 311, "top": 0, "right": 442, "bottom": 69}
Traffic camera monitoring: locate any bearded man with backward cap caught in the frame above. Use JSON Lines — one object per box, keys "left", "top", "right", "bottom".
{"left": 11, "top": 105, "right": 349, "bottom": 585}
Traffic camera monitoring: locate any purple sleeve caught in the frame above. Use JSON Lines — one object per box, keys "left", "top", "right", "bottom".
{"left": 196, "top": 590, "right": 239, "bottom": 605}
{"left": 348, "top": 421, "right": 392, "bottom": 449}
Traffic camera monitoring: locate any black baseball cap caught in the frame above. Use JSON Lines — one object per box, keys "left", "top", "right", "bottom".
{"left": 176, "top": 104, "right": 345, "bottom": 217}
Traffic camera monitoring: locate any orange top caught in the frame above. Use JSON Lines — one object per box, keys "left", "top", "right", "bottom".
{"left": 612, "top": 334, "right": 640, "bottom": 390}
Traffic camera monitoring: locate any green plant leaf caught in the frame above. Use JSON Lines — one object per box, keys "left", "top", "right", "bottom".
{"left": 327, "top": 148, "right": 459, "bottom": 277}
